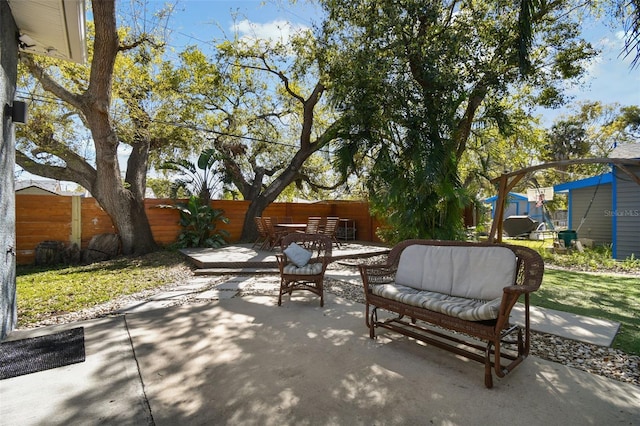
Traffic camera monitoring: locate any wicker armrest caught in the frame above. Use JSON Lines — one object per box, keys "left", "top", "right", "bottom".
{"left": 502, "top": 284, "right": 539, "bottom": 295}
{"left": 359, "top": 264, "right": 397, "bottom": 291}
{"left": 275, "top": 253, "right": 287, "bottom": 271}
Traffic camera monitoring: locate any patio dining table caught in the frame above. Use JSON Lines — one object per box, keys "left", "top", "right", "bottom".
{"left": 275, "top": 223, "right": 308, "bottom": 233}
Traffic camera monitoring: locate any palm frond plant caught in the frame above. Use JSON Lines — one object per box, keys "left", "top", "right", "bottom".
{"left": 161, "top": 148, "right": 222, "bottom": 202}
{"left": 160, "top": 149, "right": 230, "bottom": 248}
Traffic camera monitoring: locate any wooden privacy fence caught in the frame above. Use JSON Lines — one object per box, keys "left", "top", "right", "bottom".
{"left": 15, "top": 194, "right": 383, "bottom": 265}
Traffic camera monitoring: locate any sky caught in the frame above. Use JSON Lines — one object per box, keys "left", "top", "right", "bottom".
{"left": 157, "top": 0, "right": 639, "bottom": 122}
{"left": 558, "top": 16, "right": 640, "bottom": 118}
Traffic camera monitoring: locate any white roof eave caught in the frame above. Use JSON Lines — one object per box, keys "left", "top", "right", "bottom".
{"left": 8, "top": 0, "right": 87, "bottom": 64}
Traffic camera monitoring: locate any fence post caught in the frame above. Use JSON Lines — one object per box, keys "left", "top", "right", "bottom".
{"left": 71, "top": 195, "right": 81, "bottom": 246}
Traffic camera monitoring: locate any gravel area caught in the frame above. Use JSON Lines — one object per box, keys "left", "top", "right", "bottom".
{"left": 18, "top": 257, "right": 639, "bottom": 388}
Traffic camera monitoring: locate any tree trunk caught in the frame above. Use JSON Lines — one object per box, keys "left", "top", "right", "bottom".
{"left": 89, "top": 152, "right": 157, "bottom": 255}
{"left": 238, "top": 147, "right": 317, "bottom": 242}
{"left": 120, "top": 195, "right": 157, "bottom": 255}
{"left": 234, "top": 98, "right": 341, "bottom": 243}
{"left": 241, "top": 197, "right": 272, "bottom": 243}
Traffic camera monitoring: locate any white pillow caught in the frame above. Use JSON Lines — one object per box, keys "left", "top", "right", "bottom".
{"left": 284, "top": 242, "right": 312, "bottom": 267}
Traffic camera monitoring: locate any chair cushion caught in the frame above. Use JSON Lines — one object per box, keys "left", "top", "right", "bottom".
{"left": 284, "top": 242, "right": 312, "bottom": 267}
{"left": 283, "top": 262, "right": 323, "bottom": 275}
{"left": 371, "top": 284, "right": 501, "bottom": 321}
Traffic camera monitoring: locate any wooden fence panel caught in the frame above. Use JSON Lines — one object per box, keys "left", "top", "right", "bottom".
{"left": 212, "top": 200, "right": 250, "bottom": 242}
{"left": 15, "top": 194, "right": 383, "bottom": 264}
{"left": 15, "top": 195, "right": 73, "bottom": 264}
{"left": 145, "top": 199, "right": 181, "bottom": 246}
{"left": 80, "top": 198, "right": 116, "bottom": 248}
{"left": 278, "top": 203, "right": 334, "bottom": 221}
{"left": 330, "top": 201, "right": 373, "bottom": 241}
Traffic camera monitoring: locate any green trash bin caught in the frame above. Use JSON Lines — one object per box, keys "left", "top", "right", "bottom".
{"left": 557, "top": 230, "right": 577, "bottom": 248}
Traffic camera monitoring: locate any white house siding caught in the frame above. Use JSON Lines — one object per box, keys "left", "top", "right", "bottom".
{"left": 614, "top": 166, "right": 640, "bottom": 260}
{"left": 570, "top": 184, "right": 612, "bottom": 246}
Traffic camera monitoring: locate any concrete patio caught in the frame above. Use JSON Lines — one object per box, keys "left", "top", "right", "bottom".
{"left": 181, "top": 243, "right": 621, "bottom": 347}
{"left": 2, "top": 292, "right": 639, "bottom": 425}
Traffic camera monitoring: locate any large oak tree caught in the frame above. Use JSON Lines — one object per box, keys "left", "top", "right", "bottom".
{"left": 163, "top": 30, "right": 347, "bottom": 241}
{"left": 16, "top": 1, "right": 186, "bottom": 255}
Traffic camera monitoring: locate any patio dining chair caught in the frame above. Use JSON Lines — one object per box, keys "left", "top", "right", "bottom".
{"left": 262, "top": 217, "right": 286, "bottom": 250}
{"left": 303, "top": 216, "right": 322, "bottom": 234}
{"left": 252, "top": 217, "right": 269, "bottom": 250}
{"left": 275, "top": 233, "right": 333, "bottom": 307}
{"left": 321, "top": 216, "right": 341, "bottom": 248}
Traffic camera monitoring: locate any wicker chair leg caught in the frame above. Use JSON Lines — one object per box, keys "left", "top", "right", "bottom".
{"left": 485, "top": 342, "right": 494, "bottom": 389}
{"left": 369, "top": 307, "right": 378, "bottom": 339}
{"left": 278, "top": 279, "right": 285, "bottom": 306}
{"left": 365, "top": 303, "right": 371, "bottom": 328}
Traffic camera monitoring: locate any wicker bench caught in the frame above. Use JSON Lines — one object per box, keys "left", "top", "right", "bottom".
{"left": 359, "top": 239, "right": 544, "bottom": 388}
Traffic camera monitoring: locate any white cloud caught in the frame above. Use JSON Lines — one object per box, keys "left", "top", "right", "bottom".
{"left": 598, "top": 35, "right": 623, "bottom": 51}
{"left": 232, "top": 19, "right": 309, "bottom": 45}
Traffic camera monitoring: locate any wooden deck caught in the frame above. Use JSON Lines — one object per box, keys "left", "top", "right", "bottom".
{"left": 180, "top": 241, "right": 390, "bottom": 270}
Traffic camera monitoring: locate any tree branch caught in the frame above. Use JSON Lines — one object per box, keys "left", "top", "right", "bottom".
{"left": 300, "top": 82, "right": 326, "bottom": 148}
{"left": 119, "top": 35, "right": 163, "bottom": 52}
{"left": 22, "top": 56, "right": 84, "bottom": 109}
{"left": 16, "top": 149, "right": 96, "bottom": 190}
{"left": 298, "top": 171, "right": 347, "bottom": 191}
{"left": 233, "top": 59, "right": 306, "bottom": 103}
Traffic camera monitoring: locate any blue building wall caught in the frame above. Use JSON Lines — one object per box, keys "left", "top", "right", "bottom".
{"left": 484, "top": 193, "right": 546, "bottom": 224}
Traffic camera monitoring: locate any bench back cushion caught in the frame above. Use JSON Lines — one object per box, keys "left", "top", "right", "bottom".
{"left": 395, "top": 245, "right": 517, "bottom": 300}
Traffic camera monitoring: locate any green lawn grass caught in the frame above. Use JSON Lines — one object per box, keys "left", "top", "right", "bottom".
{"left": 532, "top": 269, "right": 640, "bottom": 354}
{"left": 16, "top": 251, "right": 190, "bottom": 326}
{"left": 501, "top": 239, "right": 640, "bottom": 354}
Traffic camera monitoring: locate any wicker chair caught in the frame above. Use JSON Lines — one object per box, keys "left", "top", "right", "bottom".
{"left": 276, "top": 233, "right": 333, "bottom": 307}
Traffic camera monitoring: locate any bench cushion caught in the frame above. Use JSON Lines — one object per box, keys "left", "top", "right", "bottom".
{"left": 395, "top": 245, "right": 517, "bottom": 300}
{"left": 371, "top": 284, "right": 502, "bottom": 321}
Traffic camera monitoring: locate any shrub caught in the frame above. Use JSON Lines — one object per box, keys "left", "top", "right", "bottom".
{"left": 173, "top": 196, "right": 230, "bottom": 249}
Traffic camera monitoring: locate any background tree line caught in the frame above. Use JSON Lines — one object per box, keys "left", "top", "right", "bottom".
{"left": 15, "top": 0, "right": 640, "bottom": 253}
